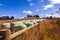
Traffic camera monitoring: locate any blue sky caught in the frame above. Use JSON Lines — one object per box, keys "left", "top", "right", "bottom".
{"left": 0, "top": 0, "right": 60, "bottom": 18}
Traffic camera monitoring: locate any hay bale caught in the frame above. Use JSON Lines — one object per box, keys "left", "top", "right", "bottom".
{"left": 23, "top": 21, "right": 34, "bottom": 27}
{"left": 1, "top": 23, "right": 10, "bottom": 29}
{"left": 10, "top": 21, "right": 27, "bottom": 32}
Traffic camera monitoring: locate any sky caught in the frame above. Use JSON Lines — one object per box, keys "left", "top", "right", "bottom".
{"left": 0, "top": 0, "right": 60, "bottom": 18}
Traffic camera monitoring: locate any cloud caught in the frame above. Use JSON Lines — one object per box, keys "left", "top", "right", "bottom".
{"left": 48, "top": 0, "right": 60, "bottom": 4}
{"left": 54, "top": 9, "right": 59, "bottom": 11}
{"left": 56, "top": 8, "right": 60, "bottom": 14}
{"left": 0, "top": 4, "right": 3, "bottom": 6}
{"left": 44, "top": 4, "right": 54, "bottom": 10}
{"left": 1, "top": 14, "right": 17, "bottom": 17}
{"left": 22, "top": 10, "right": 33, "bottom": 14}
{"left": 30, "top": 3, "right": 35, "bottom": 6}
{"left": 46, "top": 14, "right": 60, "bottom": 17}
{"left": 27, "top": 0, "right": 32, "bottom": 2}
{"left": 43, "top": 0, "right": 60, "bottom": 10}
{"left": 36, "top": 9, "right": 39, "bottom": 12}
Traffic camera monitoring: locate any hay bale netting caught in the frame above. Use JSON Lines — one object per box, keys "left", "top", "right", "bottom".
{"left": 21, "top": 20, "right": 26, "bottom": 23}
{"left": 31, "top": 20, "right": 40, "bottom": 23}
{"left": 30, "top": 20, "right": 37, "bottom": 24}
{"left": 35, "top": 20, "right": 40, "bottom": 23}
{"left": 10, "top": 21, "right": 27, "bottom": 32}
{"left": 1, "top": 23, "right": 10, "bottom": 29}
{"left": 23, "top": 21, "right": 34, "bottom": 27}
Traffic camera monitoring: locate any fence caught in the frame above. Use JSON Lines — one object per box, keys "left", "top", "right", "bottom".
{"left": 0, "top": 22, "right": 41, "bottom": 40}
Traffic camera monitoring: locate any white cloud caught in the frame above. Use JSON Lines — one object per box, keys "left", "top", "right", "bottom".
{"left": 36, "top": 9, "right": 39, "bottom": 12}
{"left": 30, "top": 3, "right": 35, "bottom": 6}
{"left": 44, "top": 0, "right": 60, "bottom": 10}
{"left": 1, "top": 14, "right": 17, "bottom": 17}
{"left": 44, "top": 4, "right": 54, "bottom": 10}
{"left": 54, "top": 9, "right": 59, "bottom": 11}
{"left": 27, "top": 0, "right": 32, "bottom": 2}
{"left": 48, "top": 0, "right": 60, "bottom": 4}
{"left": 56, "top": 8, "right": 60, "bottom": 14}
{"left": 23, "top": 10, "right": 33, "bottom": 14}
{"left": 0, "top": 4, "right": 3, "bottom": 6}
{"left": 46, "top": 14, "right": 60, "bottom": 17}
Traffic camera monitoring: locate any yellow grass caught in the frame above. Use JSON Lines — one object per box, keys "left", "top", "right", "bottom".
{"left": 39, "top": 19, "right": 60, "bottom": 40}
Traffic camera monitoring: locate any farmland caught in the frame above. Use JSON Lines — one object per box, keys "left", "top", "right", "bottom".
{"left": 0, "top": 18, "right": 60, "bottom": 40}
{"left": 40, "top": 18, "right": 60, "bottom": 40}
{"left": 0, "top": 0, "right": 60, "bottom": 40}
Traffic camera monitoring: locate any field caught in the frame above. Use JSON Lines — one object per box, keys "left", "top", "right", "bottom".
{"left": 0, "top": 18, "right": 60, "bottom": 40}
{"left": 0, "top": 19, "right": 40, "bottom": 40}
{"left": 40, "top": 18, "right": 60, "bottom": 40}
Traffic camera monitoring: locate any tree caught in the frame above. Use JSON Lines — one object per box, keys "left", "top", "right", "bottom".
{"left": 42, "top": 17, "right": 45, "bottom": 19}
{"left": 50, "top": 16, "right": 52, "bottom": 19}
{"left": 10, "top": 16, "right": 14, "bottom": 20}
{"left": 5, "top": 16, "right": 9, "bottom": 20}
{"left": 0, "top": 17, "right": 2, "bottom": 20}
{"left": 46, "top": 17, "right": 49, "bottom": 19}
{"left": 0, "top": 16, "right": 14, "bottom": 20}
{"left": 1, "top": 16, "right": 5, "bottom": 20}
{"left": 27, "top": 15, "right": 32, "bottom": 17}
{"left": 1, "top": 16, "right": 9, "bottom": 20}
{"left": 33, "top": 15, "right": 39, "bottom": 18}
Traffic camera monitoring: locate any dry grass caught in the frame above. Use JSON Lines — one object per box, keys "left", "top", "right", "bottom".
{"left": 0, "top": 20, "right": 15, "bottom": 29}
{"left": 39, "top": 19, "right": 60, "bottom": 40}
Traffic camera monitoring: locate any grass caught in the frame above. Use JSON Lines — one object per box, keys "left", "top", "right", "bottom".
{"left": 39, "top": 19, "right": 60, "bottom": 40}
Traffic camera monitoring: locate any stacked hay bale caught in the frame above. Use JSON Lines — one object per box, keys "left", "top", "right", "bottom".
{"left": 10, "top": 21, "right": 27, "bottom": 32}
{"left": 1, "top": 23, "right": 10, "bottom": 29}
{"left": 0, "top": 20, "right": 40, "bottom": 33}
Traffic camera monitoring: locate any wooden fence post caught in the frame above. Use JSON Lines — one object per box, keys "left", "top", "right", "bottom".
{"left": 0, "top": 24, "right": 1, "bottom": 30}
{"left": 0, "top": 29, "right": 11, "bottom": 40}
